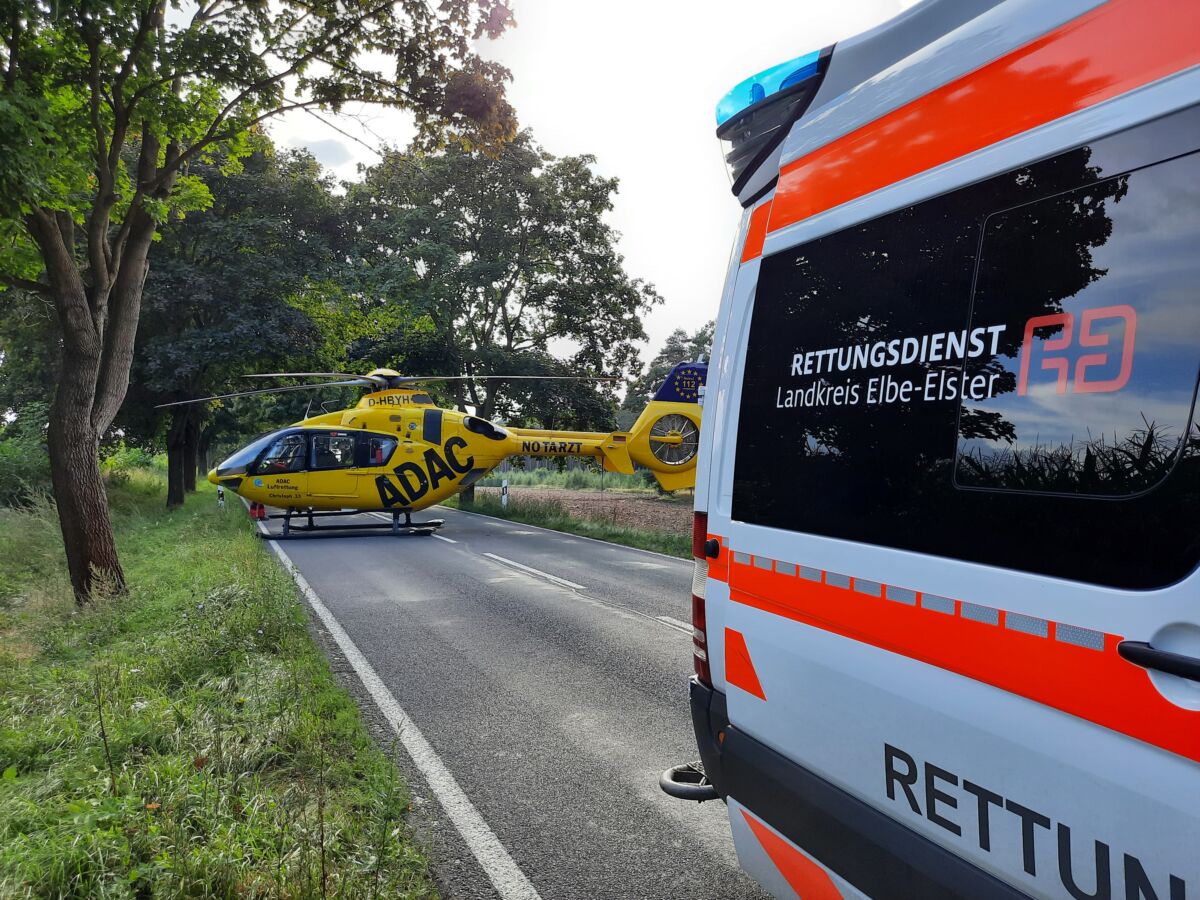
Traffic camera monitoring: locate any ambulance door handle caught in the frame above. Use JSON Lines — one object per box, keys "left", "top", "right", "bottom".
{"left": 1117, "top": 641, "right": 1200, "bottom": 683}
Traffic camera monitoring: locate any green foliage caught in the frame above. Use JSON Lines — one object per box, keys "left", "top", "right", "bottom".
{"left": 0, "top": 431, "right": 51, "bottom": 507}
{"left": 0, "top": 0, "right": 520, "bottom": 594}
{"left": 0, "top": 478, "right": 434, "bottom": 897}
{"left": 137, "top": 147, "right": 341, "bottom": 397}
{"left": 98, "top": 444, "right": 162, "bottom": 486}
{"left": 346, "top": 131, "right": 661, "bottom": 431}
{"left": 120, "top": 146, "right": 349, "bottom": 460}
{"left": 0, "top": 0, "right": 516, "bottom": 230}
{"left": 449, "top": 493, "right": 690, "bottom": 558}
{"left": 0, "top": 291, "right": 58, "bottom": 426}
{"left": 0, "top": 399, "right": 51, "bottom": 506}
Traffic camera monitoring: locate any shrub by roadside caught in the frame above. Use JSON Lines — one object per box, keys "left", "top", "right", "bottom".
{"left": 447, "top": 492, "right": 691, "bottom": 559}
{"left": 0, "top": 476, "right": 434, "bottom": 898}
{"left": 0, "top": 432, "right": 52, "bottom": 508}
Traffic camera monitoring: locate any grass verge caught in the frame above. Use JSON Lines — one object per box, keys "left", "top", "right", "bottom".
{"left": 446, "top": 493, "right": 691, "bottom": 559}
{"left": 0, "top": 470, "right": 434, "bottom": 898}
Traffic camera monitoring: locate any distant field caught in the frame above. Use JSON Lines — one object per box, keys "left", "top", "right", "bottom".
{"left": 476, "top": 467, "right": 654, "bottom": 492}
{"left": 451, "top": 486, "right": 692, "bottom": 558}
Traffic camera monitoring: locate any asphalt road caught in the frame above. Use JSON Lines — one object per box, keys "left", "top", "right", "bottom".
{"left": 263, "top": 505, "right": 768, "bottom": 900}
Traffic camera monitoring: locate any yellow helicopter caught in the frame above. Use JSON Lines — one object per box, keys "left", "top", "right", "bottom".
{"left": 161, "top": 364, "right": 705, "bottom": 536}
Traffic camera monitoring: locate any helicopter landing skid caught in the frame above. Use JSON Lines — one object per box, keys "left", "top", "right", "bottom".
{"left": 260, "top": 508, "right": 444, "bottom": 538}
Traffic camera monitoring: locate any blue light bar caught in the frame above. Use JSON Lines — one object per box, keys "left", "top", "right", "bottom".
{"left": 715, "top": 50, "right": 822, "bottom": 127}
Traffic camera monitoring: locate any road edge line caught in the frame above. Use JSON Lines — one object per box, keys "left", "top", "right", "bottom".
{"left": 257, "top": 521, "right": 542, "bottom": 900}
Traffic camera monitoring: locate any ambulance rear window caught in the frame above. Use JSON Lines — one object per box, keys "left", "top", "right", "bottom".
{"left": 732, "top": 107, "right": 1200, "bottom": 590}
{"left": 954, "top": 157, "right": 1200, "bottom": 498}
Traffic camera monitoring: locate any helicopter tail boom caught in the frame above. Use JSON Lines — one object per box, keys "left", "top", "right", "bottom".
{"left": 504, "top": 428, "right": 636, "bottom": 474}
{"left": 503, "top": 362, "right": 706, "bottom": 490}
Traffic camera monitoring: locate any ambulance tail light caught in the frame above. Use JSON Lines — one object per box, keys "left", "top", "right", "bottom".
{"left": 691, "top": 511, "right": 712, "bottom": 686}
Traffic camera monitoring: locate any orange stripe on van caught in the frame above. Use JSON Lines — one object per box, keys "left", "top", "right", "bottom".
{"left": 741, "top": 201, "right": 772, "bottom": 263}
{"left": 768, "top": 0, "right": 1200, "bottom": 235}
{"left": 742, "top": 809, "right": 843, "bottom": 900}
{"left": 726, "top": 554, "right": 1200, "bottom": 764}
{"left": 725, "top": 628, "right": 767, "bottom": 701}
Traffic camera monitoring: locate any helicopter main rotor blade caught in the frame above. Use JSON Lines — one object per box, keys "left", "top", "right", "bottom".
{"left": 396, "top": 375, "right": 618, "bottom": 384}
{"left": 155, "top": 379, "right": 375, "bottom": 409}
{"left": 242, "top": 372, "right": 380, "bottom": 381}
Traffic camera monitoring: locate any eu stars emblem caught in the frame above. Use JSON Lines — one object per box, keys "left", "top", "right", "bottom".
{"left": 673, "top": 368, "right": 700, "bottom": 402}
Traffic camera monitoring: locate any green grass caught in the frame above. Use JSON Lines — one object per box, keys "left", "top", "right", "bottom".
{"left": 0, "top": 470, "right": 434, "bottom": 899}
{"left": 447, "top": 493, "right": 691, "bottom": 559}
{"left": 475, "top": 467, "right": 655, "bottom": 492}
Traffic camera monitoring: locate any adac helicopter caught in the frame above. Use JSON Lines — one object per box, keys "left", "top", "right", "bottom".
{"left": 160, "top": 363, "right": 705, "bottom": 537}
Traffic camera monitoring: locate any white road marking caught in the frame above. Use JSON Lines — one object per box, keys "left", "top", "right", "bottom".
{"left": 444, "top": 506, "right": 691, "bottom": 565}
{"left": 256, "top": 520, "right": 541, "bottom": 900}
{"left": 432, "top": 534, "right": 457, "bottom": 543}
{"left": 655, "top": 616, "right": 692, "bottom": 634}
{"left": 482, "top": 553, "right": 586, "bottom": 590}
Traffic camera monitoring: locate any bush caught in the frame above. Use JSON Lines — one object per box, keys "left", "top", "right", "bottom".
{"left": 99, "top": 444, "right": 161, "bottom": 486}
{"left": 0, "top": 433, "right": 52, "bottom": 507}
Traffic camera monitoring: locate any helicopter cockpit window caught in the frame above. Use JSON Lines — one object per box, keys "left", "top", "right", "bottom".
{"left": 311, "top": 433, "right": 356, "bottom": 470}
{"left": 256, "top": 433, "right": 308, "bottom": 474}
{"left": 364, "top": 435, "right": 398, "bottom": 467}
{"left": 216, "top": 430, "right": 283, "bottom": 476}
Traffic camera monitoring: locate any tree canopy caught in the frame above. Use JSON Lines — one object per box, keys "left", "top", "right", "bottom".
{"left": 0, "top": 0, "right": 516, "bottom": 599}
{"left": 345, "top": 131, "right": 661, "bottom": 429}
{"left": 120, "top": 143, "right": 345, "bottom": 505}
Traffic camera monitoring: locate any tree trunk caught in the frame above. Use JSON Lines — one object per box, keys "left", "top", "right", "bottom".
{"left": 166, "top": 411, "right": 187, "bottom": 509}
{"left": 30, "top": 201, "right": 162, "bottom": 600}
{"left": 30, "top": 211, "right": 128, "bottom": 603}
{"left": 196, "top": 433, "right": 210, "bottom": 484}
{"left": 47, "top": 369, "right": 127, "bottom": 601}
{"left": 182, "top": 408, "right": 199, "bottom": 493}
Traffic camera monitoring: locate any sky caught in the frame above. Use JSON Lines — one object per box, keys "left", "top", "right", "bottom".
{"left": 270, "top": 0, "right": 917, "bottom": 361}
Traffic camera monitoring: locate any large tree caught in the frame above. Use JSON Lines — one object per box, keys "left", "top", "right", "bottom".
{"left": 0, "top": 0, "right": 515, "bottom": 599}
{"left": 345, "top": 131, "right": 660, "bottom": 429}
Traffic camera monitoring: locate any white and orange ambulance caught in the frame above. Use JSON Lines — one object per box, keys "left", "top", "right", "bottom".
{"left": 663, "top": 1, "right": 1200, "bottom": 897}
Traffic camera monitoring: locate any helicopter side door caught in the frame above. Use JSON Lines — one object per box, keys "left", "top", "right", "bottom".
{"left": 307, "top": 431, "right": 360, "bottom": 500}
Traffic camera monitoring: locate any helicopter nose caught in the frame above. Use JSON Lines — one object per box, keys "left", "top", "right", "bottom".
{"left": 207, "top": 468, "right": 220, "bottom": 485}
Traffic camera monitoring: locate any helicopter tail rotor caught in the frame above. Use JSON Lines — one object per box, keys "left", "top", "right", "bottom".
{"left": 623, "top": 362, "right": 706, "bottom": 492}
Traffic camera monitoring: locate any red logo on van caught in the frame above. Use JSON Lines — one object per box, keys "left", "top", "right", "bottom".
{"left": 1016, "top": 304, "right": 1136, "bottom": 396}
